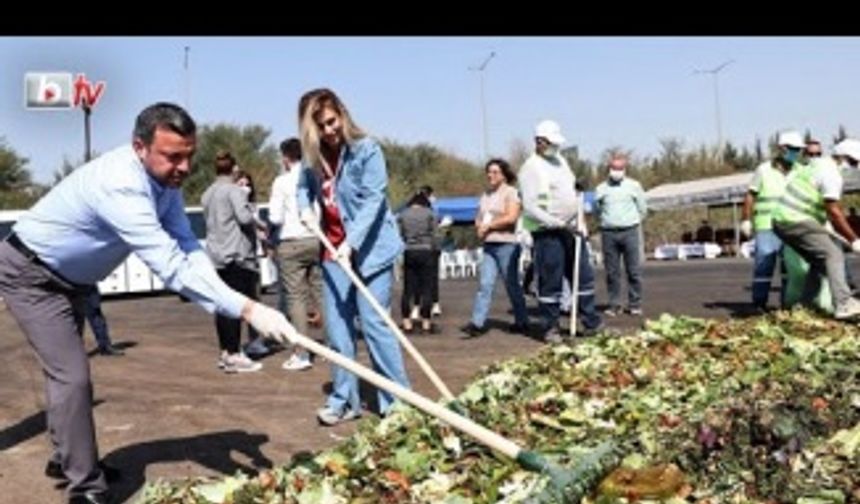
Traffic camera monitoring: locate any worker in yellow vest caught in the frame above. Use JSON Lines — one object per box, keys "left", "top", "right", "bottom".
{"left": 771, "top": 138, "right": 860, "bottom": 320}
{"left": 740, "top": 130, "right": 806, "bottom": 310}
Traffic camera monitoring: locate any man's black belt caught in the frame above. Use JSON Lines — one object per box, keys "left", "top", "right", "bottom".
{"left": 6, "top": 233, "right": 90, "bottom": 291}
{"left": 601, "top": 224, "right": 640, "bottom": 232}
{"left": 7, "top": 232, "right": 43, "bottom": 263}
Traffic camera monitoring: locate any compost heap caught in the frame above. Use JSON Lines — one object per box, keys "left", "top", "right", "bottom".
{"left": 139, "top": 309, "right": 860, "bottom": 503}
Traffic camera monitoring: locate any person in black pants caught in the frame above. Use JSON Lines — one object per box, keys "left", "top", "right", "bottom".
{"left": 415, "top": 185, "right": 444, "bottom": 317}
{"left": 398, "top": 191, "right": 438, "bottom": 333}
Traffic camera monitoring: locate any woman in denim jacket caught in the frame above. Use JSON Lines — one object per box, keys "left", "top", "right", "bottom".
{"left": 296, "top": 88, "right": 410, "bottom": 425}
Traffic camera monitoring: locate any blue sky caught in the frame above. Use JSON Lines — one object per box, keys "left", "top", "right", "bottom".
{"left": 2, "top": 36, "right": 859, "bottom": 184}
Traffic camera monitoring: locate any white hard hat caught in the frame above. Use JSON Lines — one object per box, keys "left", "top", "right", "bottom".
{"left": 534, "top": 120, "right": 566, "bottom": 146}
{"left": 776, "top": 130, "right": 805, "bottom": 149}
{"left": 834, "top": 138, "right": 860, "bottom": 162}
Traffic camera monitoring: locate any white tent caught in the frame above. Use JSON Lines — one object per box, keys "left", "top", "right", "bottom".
{"left": 644, "top": 167, "right": 860, "bottom": 256}
{"left": 646, "top": 168, "right": 860, "bottom": 212}
{"left": 645, "top": 172, "right": 753, "bottom": 211}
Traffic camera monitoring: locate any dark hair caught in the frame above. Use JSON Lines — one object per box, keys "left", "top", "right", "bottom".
{"left": 279, "top": 137, "right": 302, "bottom": 160}
{"left": 485, "top": 158, "right": 516, "bottom": 184}
{"left": 214, "top": 151, "right": 236, "bottom": 175}
{"left": 235, "top": 169, "right": 256, "bottom": 202}
{"left": 407, "top": 191, "right": 431, "bottom": 208}
{"left": 133, "top": 102, "right": 196, "bottom": 145}
{"left": 418, "top": 185, "right": 434, "bottom": 197}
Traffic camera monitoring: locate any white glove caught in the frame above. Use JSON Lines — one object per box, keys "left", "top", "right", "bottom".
{"left": 851, "top": 239, "right": 860, "bottom": 254}
{"left": 740, "top": 220, "right": 752, "bottom": 238}
{"left": 299, "top": 208, "right": 318, "bottom": 229}
{"left": 246, "top": 302, "right": 296, "bottom": 345}
{"left": 335, "top": 241, "right": 353, "bottom": 263}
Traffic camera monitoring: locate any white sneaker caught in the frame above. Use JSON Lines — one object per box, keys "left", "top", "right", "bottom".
{"left": 431, "top": 303, "right": 442, "bottom": 317}
{"left": 223, "top": 352, "right": 263, "bottom": 373}
{"left": 216, "top": 350, "right": 229, "bottom": 369}
{"left": 835, "top": 297, "right": 860, "bottom": 320}
{"left": 282, "top": 353, "right": 313, "bottom": 371}
{"left": 316, "top": 405, "right": 361, "bottom": 426}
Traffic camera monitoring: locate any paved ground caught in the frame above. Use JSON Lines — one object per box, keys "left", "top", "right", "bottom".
{"left": 0, "top": 257, "right": 820, "bottom": 503}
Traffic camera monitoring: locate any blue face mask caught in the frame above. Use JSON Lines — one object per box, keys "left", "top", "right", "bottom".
{"left": 782, "top": 148, "right": 800, "bottom": 164}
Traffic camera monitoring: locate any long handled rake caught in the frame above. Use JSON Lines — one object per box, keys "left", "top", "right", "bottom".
{"left": 570, "top": 193, "right": 585, "bottom": 337}
{"left": 284, "top": 326, "right": 620, "bottom": 502}
{"left": 306, "top": 224, "right": 455, "bottom": 401}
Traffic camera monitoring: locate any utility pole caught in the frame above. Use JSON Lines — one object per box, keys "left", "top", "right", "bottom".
{"left": 468, "top": 51, "right": 496, "bottom": 161}
{"left": 694, "top": 59, "right": 734, "bottom": 162}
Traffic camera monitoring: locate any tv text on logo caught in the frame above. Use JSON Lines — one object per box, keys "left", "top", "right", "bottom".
{"left": 24, "top": 73, "right": 106, "bottom": 110}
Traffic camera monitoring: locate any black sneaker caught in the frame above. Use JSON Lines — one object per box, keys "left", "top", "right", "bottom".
{"left": 97, "top": 345, "right": 125, "bottom": 356}
{"left": 460, "top": 323, "right": 488, "bottom": 339}
{"left": 507, "top": 322, "right": 529, "bottom": 335}
{"left": 68, "top": 491, "right": 109, "bottom": 504}
{"left": 580, "top": 321, "right": 605, "bottom": 338}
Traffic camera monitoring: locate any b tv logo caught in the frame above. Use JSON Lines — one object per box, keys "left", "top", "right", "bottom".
{"left": 24, "top": 72, "right": 106, "bottom": 110}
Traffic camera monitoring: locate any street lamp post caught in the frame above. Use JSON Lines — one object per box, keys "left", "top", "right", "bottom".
{"left": 83, "top": 103, "right": 92, "bottom": 162}
{"left": 694, "top": 59, "right": 734, "bottom": 162}
{"left": 469, "top": 51, "right": 496, "bottom": 162}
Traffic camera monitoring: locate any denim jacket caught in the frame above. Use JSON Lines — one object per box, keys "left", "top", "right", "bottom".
{"left": 298, "top": 137, "right": 404, "bottom": 276}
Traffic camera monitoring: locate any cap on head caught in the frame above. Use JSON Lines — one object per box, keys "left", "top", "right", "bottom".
{"left": 534, "top": 120, "right": 566, "bottom": 146}
{"left": 834, "top": 138, "right": 860, "bottom": 162}
{"left": 777, "top": 130, "right": 805, "bottom": 149}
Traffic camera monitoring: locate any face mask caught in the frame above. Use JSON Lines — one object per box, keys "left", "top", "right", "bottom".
{"left": 609, "top": 170, "right": 625, "bottom": 181}
{"left": 838, "top": 158, "right": 858, "bottom": 170}
{"left": 782, "top": 149, "right": 800, "bottom": 164}
{"left": 541, "top": 145, "right": 559, "bottom": 158}
{"left": 239, "top": 185, "right": 251, "bottom": 195}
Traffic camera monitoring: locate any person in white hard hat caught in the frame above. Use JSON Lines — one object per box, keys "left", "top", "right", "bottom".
{"left": 771, "top": 137, "right": 860, "bottom": 320}
{"left": 517, "top": 119, "right": 602, "bottom": 343}
{"left": 739, "top": 130, "right": 807, "bottom": 311}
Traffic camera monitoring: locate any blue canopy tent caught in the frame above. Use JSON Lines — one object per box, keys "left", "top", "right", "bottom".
{"left": 433, "top": 193, "right": 596, "bottom": 224}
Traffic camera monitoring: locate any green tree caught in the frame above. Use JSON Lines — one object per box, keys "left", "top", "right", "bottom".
{"left": 563, "top": 145, "right": 597, "bottom": 190}
{"left": 0, "top": 137, "right": 41, "bottom": 209}
{"left": 0, "top": 137, "right": 32, "bottom": 191}
{"left": 381, "top": 139, "right": 484, "bottom": 207}
{"left": 184, "top": 124, "right": 280, "bottom": 205}
{"left": 834, "top": 125, "right": 849, "bottom": 144}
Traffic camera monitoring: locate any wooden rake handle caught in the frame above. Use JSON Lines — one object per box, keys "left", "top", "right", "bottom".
{"left": 307, "top": 223, "right": 455, "bottom": 401}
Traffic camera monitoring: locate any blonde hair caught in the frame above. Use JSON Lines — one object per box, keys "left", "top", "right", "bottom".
{"left": 298, "top": 88, "right": 366, "bottom": 173}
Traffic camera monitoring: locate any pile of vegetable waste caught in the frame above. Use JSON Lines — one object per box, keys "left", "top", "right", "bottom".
{"left": 139, "top": 309, "right": 860, "bottom": 503}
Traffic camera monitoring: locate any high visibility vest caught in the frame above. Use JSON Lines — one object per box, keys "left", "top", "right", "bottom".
{"left": 773, "top": 160, "right": 828, "bottom": 225}
{"left": 753, "top": 162, "right": 786, "bottom": 231}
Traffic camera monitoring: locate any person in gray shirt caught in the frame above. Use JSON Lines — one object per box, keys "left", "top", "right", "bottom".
{"left": 201, "top": 151, "right": 263, "bottom": 373}
{"left": 398, "top": 191, "right": 438, "bottom": 333}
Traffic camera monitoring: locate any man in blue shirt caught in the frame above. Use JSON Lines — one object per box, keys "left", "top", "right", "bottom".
{"left": 0, "top": 103, "right": 295, "bottom": 504}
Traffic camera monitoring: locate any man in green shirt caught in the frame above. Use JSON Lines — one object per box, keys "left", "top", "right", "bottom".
{"left": 594, "top": 154, "right": 647, "bottom": 316}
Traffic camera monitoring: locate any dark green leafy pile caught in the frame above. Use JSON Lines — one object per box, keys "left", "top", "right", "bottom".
{"left": 139, "top": 310, "right": 860, "bottom": 503}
